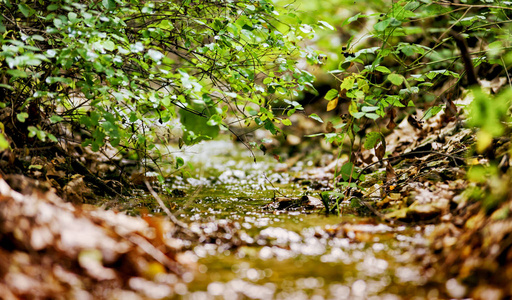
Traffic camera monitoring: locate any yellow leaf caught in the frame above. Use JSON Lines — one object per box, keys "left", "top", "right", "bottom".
{"left": 476, "top": 130, "right": 492, "bottom": 153}
{"left": 327, "top": 97, "right": 339, "bottom": 111}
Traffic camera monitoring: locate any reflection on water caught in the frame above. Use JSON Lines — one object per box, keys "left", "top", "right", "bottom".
{"left": 130, "top": 140, "right": 442, "bottom": 299}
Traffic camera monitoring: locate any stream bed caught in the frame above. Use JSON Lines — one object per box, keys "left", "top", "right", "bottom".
{"left": 122, "top": 140, "right": 446, "bottom": 300}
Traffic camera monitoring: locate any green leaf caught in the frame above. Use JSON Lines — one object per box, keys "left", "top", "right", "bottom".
{"left": 17, "top": 112, "right": 29, "bottom": 123}
{"left": 6, "top": 69, "right": 29, "bottom": 78}
{"left": 308, "top": 113, "right": 323, "bottom": 123}
{"left": 103, "top": 0, "right": 116, "bottom": 9}
{"left": 365, "top": 113, "right": 380, "bottom": 120}
{"left": 344, "top": 13, "right": 366, "bottom": 26}
{"left": 68, "top": 12, "right": 77, "bottom": 22}
{"left": 50, "top": 115, "right": 63, "bottom": 123}
{"left": 18, "top": 4, "right": 31, "bottom": 17}
{"left": 305, "top": 133, "right": 325, "bottom": 137}
{"left": 374, "top": 18, "right": 392, "bottom": 31}
{"left": 362, "top": 106, "right": 378, "bottom": 112}
{"left": 48, "top": 133, "right": 58, "bottom": 142}
{"left": 404, "top": 1, "right": 420, "bottom": 11}
{"left": 388, "top": 74, "right": 404, "bottom": 85}
{"left": 263, "top": 77, "right": 273, "bottom": 85}
{"left": 47, "top": 4, "right": 60, "bottom": 11}
{"left": 206, "top": 114, "right": 222, "bottom": 126}
{"left": 318, "top": 21, "right": 334, "bottom": 30}
{"left": 423, "top": 106, "right": 443, "bottom": 120}
{"left": 364, "top": 132, "right": 382, "bottom": 149}
{"left": 180, "top": 105, "right": 220, "bottom": 145}
{"left": 0, "top": 84, "right": 13, "bottom": 90}
{"left": 339, "top": 162, "right": 356, "bottom": 181}
{"left": 349, "top": 101, "right": 358, "bottom": 116}
{"left": 31, "top": 35, "right": 45, "bottom": 41}
{"left": 281, "top": 118, "right": 292, "bottom": 126}
{"left": 176, "top": 157, "right": 185, "bottom": 168}
{"left": 352, "top": 112, "right": 365, "bottom": 119}
{"left": 340, "top": 76, "right": 355, "bottom": 91}
{"left": 103, "top": 40, "right": 116, "bottom": 51}
{"left": 27, "top": 126, "right": 37, "bottom": 138}
{"left": 324, "top": 89, "right": 338, "bottom": 101}
{"left": 0, "top": 134, "right": 9, "bottom": 150}
{"left": 46, "top": 77, "right": 73, "bottom": 84}
{"left": 376, "top": 66, "right": 391, "bottom": 74}
{"left": 389, "top": 18, "right": 402, "bottom": 27}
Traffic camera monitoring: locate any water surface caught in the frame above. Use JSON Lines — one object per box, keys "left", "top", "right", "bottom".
{"left": 123, "top": 140, "right": 441, "bottom": 299}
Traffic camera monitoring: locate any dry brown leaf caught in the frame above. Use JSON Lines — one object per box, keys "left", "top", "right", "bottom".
{"left": 325, "top": 121, "right": 335, "bottom": 133}
{"left": 0, "top": 177, "right": 194, "bottom": 299}
{"left": 444, "top": 98, "right": 457, "bottom": 118}
{"left": 407, "top": 115, "right": 423, "bottom": 130}
{"left": 386, "top": 163, "right": 396, "bottom": 182}
{"left": 387, "top": 108, "right": 397, "bottom": 130}
{"left": 375, "top": 142, "right": 385, "bottom": 161}
{"left": 62, "top": 175, "right": 92, "bottom": 204}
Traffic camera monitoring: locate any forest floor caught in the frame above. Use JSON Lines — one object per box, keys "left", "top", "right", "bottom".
{"left": 1, "top": 93, "right": 512, "bottom": 299}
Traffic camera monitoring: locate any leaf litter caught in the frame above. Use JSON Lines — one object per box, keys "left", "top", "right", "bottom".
{"left": 1, "top": 93, "right": 511, "bottom": 299}
{"left": 0, "top": 175, "right": 196, "bottom": 299}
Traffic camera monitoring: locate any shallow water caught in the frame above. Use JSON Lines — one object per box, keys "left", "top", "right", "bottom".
{"left": 123, "top": 140, "right": 443, "bottom": 299}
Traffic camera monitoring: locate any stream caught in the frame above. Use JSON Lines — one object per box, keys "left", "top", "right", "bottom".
{"left": 120, "top": 140, "right": 444, "bottom": 299}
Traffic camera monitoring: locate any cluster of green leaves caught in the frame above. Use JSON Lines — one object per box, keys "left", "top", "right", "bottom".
{"left": 466, "top": 86, "right": 512, "bottom": 213}
{"left": 314, "top": 0, "right": 512, "bottom": 192}
{"left": 0, "top": 0, "right": 320, "bottom": 167}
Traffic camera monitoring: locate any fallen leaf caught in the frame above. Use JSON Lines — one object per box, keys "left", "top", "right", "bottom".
{"left": 375, "top": 142, "right": 385, "bottom": 160}
{"left": 407, "top": 115, "right": 423, "bottom": 130}
{"left": 386, "top": 163, "right": 397, "bottom": 181}
{"left": 0, "top": 177, "right": 194, "bottom": 299}
{"left": 444, "top": 98, "right": 457, "bottom": 118}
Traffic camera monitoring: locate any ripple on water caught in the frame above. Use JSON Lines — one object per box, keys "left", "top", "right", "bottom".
{"left": 143, "top": 140, "right": 438, "bottom": 299}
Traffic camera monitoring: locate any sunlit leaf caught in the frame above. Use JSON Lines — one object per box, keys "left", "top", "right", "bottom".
{"left": 365, "top": 113, "right": 380, "bottom": 120}
{"left": 387, "top": 73, "right": 403, "bottom": 85}
{"left": 324, "top": 89, "right": 338, "bottom": 100}
{"left": 308, "top": 113, "right": 323, "bottom": 123}
{"left": 17, "top": 112, "right": 29, "bottom": 123}
{"left": 0, "top": 134, "right": 8, "bottom": 150}
{"left": 340, "top": 76, "right": 355, "bottom": 91}
{"left": 327, "top": 97, "right": 339, "bottom": 111}
{"left": 376, "top": 66, "right": 391, "bottom": 74}
{"left": 362, "top": 106, "right": 378, "bottom": 112}
{"left": 318, "top": 20, "right": 334, "bottom": 30}
{"left": 349, "top": 100, "right": 358, "bottom": 116}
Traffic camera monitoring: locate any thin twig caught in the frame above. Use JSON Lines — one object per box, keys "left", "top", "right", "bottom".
{"left": 438, "top": 8, "right": 471, "bottom": 41}
{"left": 144, "top": 180, "right": 195, "bottom": 237}
{"left": 434, "top": 1, "right": 512, "bottom": 11}
{"left": 501, "top": 57, "right": 512, "bottom": 88}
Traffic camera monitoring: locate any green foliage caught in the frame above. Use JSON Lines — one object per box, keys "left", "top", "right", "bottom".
{"left": 308, "top": 0, "right": 512, "bottom": 202}
{"left": 316, "top": 0, "right": 512, "bottom": 146}
{"left": 469, "top": 88, "right": 511, "bottom": 152}
{"left": 363, "top": 132, "right": 382, "bottom": 150}
{"left": 0, "top": 0, "right": 320, "bottom": 164}
{"left": 319, "top": 190, "right": 344, "bottom": 215}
